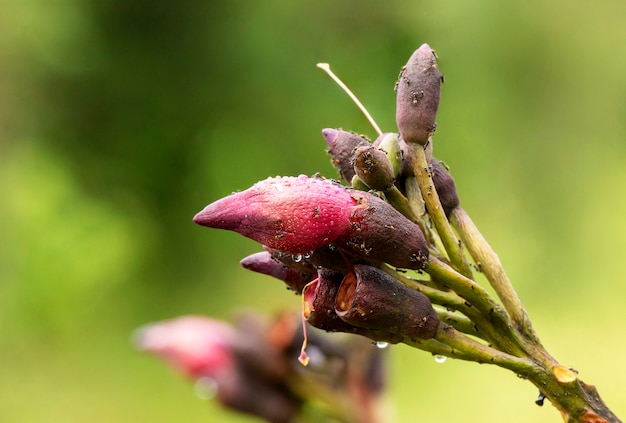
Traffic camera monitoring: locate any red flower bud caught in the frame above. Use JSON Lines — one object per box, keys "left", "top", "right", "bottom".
{"left": 194, "top": 175, "right": 355, "bottom": 254}
{"left": 335, "top": 265, "right": 440, "bottom": 340}
{"left": 195, "top": 176, "right": 429, "bottom": 269}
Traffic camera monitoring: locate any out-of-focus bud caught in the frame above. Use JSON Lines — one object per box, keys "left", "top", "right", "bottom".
{"left": 240, "top": 251, "right": 314, "bottom": 293}
{"left": 352, "top": 145, "right": 395, "bottom": 191}
{"left": 194, "top": 175, "right": 355, "bottom": 254}
{"left": 339, "top": 191, "right": 429, "bottom": 270}
{"left": 303, "top": 269, "right": 402, "bottom": 343}
{"left": 335, "top": 265, "right": 440, "bottom": 340}
{"left": 431, "top": 158, "right": 460, "bottom": 216}
{"left": 323, "top": 128, "right": 370, "bottom": 182}
{"left": 136, "top": 316, "right": 300, "bottom": 423}
{"left": 395, "top": 43, "right": 441, "bottom": 145}
{"left": 135, "top": 316, "right": 236, "bottom": 378}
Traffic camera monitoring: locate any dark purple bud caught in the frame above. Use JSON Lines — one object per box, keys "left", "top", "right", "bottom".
{"left": 240, "top": 251, "right": 314, "bottom": 293}
{"left": 431, "top": 158, "right": 460, "bottom": 216}
{"left": 335, "top": 265, "right": 440, "bottom": 340}
{"left": 352, "top": 145, "right": 395, "bottom": 191}
{"left": 395, "top": 44, "right": 441, "bottom": 145}
{"left": 323, "top": 128, "right": 370, "bottom": 182}
{"left": 337, "top": 191, "right": 429, "bottom": 269}
{"left": 303, "top": 269, "right": 402, "bottom": 343}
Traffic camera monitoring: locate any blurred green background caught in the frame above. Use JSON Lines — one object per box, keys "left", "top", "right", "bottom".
{"left": 1, "top": 0, "right": 625, "bottom": 421}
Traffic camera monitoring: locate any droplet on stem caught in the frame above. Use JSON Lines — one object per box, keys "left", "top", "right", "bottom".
{"left": 434, "top": 354, "right": 447, "bottom": 364}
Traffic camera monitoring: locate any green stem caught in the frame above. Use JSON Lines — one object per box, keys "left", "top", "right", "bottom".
{"left": 402, "top": 324, "right": 534, "bottom": 374}
{"left": 408, "top": 143, "right": 473, "bottom": 278}
{"left": 449, "top": 207, "right": 539, "bottom": 343}
{"left": 434, "top": 307, "right": 483, "bottom": 339}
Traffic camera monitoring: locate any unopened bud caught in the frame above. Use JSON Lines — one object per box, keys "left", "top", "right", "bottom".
{"left": 352, "top": 145, "right": 395, "bottom": 191}
{"left": 303, "top": 269, "right": 402, "bottom": 343}
{"left": 240, "top": 251, "right": 315, "bottom": 293}
{"left": 323, "top": 128, "right": 370, "bottom": 182}
{"left": 373, "top": 132, "right": 402, "bottom": 177}
{"left": 395, "top": 44, "right": 441, "bottom": 145}
{"left": 431, "top": 158, "right": 460, "bottom": 216}
{"left": 335, "top": 265, "right": 440, "bottom": 339}
{"left": 338, "top": 191, "right": 429, "bottom": 270}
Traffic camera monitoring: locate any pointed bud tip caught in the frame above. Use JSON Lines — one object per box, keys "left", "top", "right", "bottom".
{"left": 322, "top": 128, "right": 338, "bottom": 146}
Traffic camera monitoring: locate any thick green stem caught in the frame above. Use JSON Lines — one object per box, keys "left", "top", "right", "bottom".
{"left": 449, "top": 207, "right": 540, "bottom": 343}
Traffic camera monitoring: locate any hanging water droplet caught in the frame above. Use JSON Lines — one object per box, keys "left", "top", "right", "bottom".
{"left": 434, "top": 354, "right": 447, "bottom": 364}
{"left": 303, "top": 251, "right": 312, "bottom": 259}
{"left": 194, "top": 377, "right": 218, "bottom": 400}
{"left": 293, "top": 254, "right": 303, "bottom": 263}
{"left": 375, "top": 341, "right": 389, "bottom": 349}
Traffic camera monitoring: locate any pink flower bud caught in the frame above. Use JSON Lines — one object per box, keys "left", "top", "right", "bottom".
{"left": 194, "top": 175, "right": 355, "bottom": 254}
{"left": 195, "top": 175, "right": 429, "bottom": 269}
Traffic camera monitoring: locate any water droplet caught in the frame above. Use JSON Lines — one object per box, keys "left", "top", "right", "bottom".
{"left": 293, "top": 254, "right": 303, "bottom": 263}
{"left": 434, "top": 354, "right": 447, "bottom": 364}
{"left": 303, "top": 251, "right": 312, "bottom": 259}
{"left": 194, "top": 377, "right": 218, "bottom": 400}
{"left": 375, "top": 341, "right": 389, "bottom": 349}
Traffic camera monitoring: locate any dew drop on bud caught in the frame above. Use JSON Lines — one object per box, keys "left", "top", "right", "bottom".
{"left": 194, "top": 377, "right": 218, "bottom": 401}
{"left": 375, "top": 341, "right": 389, "bottom": 349}
{"left": 293, "top": 254, "right": 303, "bottom": 263}
{"left": 434, "top": 354, "right": 447, "bottom": 364}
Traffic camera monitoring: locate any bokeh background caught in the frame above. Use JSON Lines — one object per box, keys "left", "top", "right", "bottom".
{"left": 1, "top": 0, "right": 625, "bottom": 421}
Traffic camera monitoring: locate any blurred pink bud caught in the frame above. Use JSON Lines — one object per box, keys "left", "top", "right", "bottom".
{"left": 135, "top": 316, "right": 235, "bottom": 379}
{"left": 194, "top": 175, "right": 355, "bottom": 254}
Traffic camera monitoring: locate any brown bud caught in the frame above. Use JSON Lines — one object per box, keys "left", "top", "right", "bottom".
{"left": 303, "top": 269, "right": 402, "bottom": 343}
{"left": 352, "top": 145, "right": 395, "bottom": 191}
{"left": 335, "top": 265, "right": 440, "bottom": 339}
{"left": 323, "top": 128, "right": 370, "bottom": 182}
{"left": 395, "top": 44, "right": 441, "bottom": 145}
{"left": 337, "top": 191, "right": 429, "bottom": 269}
{"left": 430, "top": 158, "right": 460, "bottom": 216}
